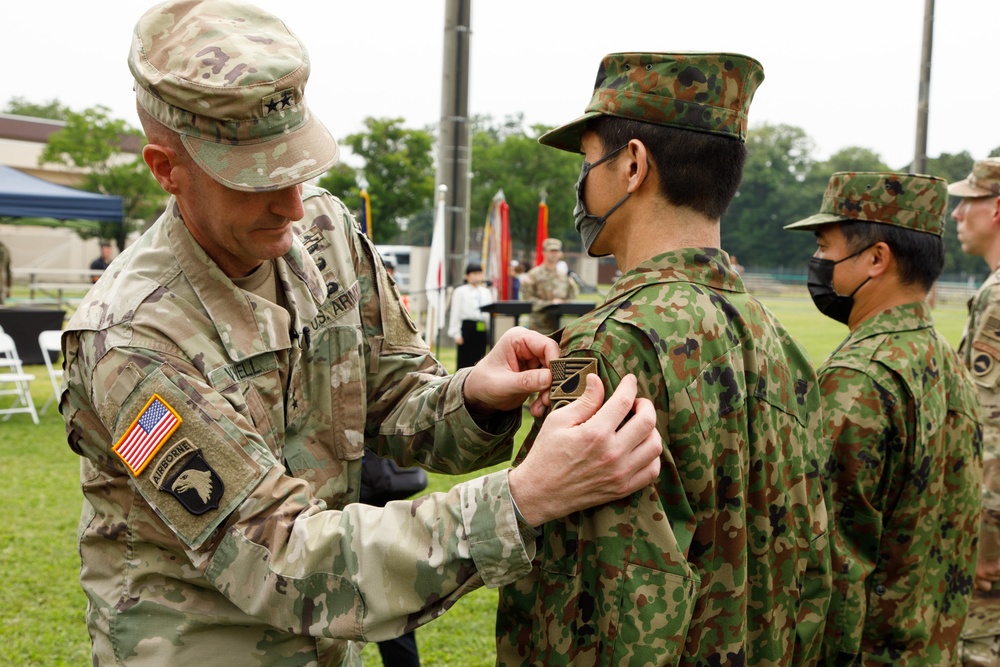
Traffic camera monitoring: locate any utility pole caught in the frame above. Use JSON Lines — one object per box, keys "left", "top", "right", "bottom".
{"left": 913, "top": 0, "right": 934, "bottom": 174}
{"left": 437, "top": 0, "right": 472, "bottom": 287}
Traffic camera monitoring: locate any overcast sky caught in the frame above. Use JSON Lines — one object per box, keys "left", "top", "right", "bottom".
{"left": 5, "top": 0, "right": 996, "bottom": 170}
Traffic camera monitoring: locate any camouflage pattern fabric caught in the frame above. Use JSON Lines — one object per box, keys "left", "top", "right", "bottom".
{"left": 950, "top": 158, "right": 1000, "bottom": 198}
{"left": 961, "top": 268, "right": 1000, "bottom": 663}
{"left": 818, "top": 301, "right": 983, "bottom": 665}
{"left": 539, "top": 52, "right": 764, "bottom": 153}
{"left": 129, "top": 0, "right": 338, "bottom": 192}
{"left": 963, "top": 590, "right": 1000, "bottom": 666}
{"left": 496, "top": 248, "right": 831, "bottom": 666}
{"left": 518, "top": 265, "right": 579, "bottom": 334}
{"left": 784, "top": 172, "right": 949, "bottom": 236}
{"left": 61, "top": 186, "right": 535, "bottom": 666}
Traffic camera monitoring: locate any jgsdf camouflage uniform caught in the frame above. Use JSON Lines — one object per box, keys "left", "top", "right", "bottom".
{"left": 520, "top": 239, "right": 579, "bottom": 334}
{"left": 497, "top": 52, "right": 832, "bottom": 666}
{"left": 952, "top": 158, "right": 1000, "bottom": 665}
{"left": 787, "top": 172, "right": 984, "bottom": 665}
{"left": 61, "top": 3, "right": 535, "bottom": 665}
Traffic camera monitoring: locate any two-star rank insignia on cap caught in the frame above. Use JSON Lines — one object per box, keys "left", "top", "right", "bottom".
{"left": 113, "top": 394, "right": 182, "bottom": 476}
{"left": 550, "top": 357, "right": 597, "bottom": 410}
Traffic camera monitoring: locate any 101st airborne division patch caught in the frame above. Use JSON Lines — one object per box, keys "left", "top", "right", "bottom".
{"left": 550, "top": 357, "right": 597, "bottom": 410}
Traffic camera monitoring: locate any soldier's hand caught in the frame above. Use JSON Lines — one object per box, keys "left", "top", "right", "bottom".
{"left": 507, "top": 374, "right": 661, "bottom": 526}
{"left": 976, "top": 557, "right": 1000, "bottom": 591}
{"left": 463, "top": 327, "right": 560, "bottom": 416}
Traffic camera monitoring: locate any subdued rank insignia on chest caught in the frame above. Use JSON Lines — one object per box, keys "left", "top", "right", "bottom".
{"left": 550, "top": 358, "right": 597, "bottom": 410}
{"left": 150, "top": 438, "right": 225, "bottom": 516}
{"left": 113, "top": 394, "right": 182, "bottom": 476}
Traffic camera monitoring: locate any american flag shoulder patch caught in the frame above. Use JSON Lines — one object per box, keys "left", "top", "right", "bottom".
{"left": 113, "top": 394, "right": 182, "bottom": 476}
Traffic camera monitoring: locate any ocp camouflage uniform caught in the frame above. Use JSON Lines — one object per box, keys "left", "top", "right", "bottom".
{"left": 62, "top": 188, "right": 536, "bottom": 665}
{"left": 960, "top": 267, "right": 1000, "bottom": 664}
{"left": 519, "top": 264, "right": 579, "bottom": 334}
{"left": 818, "top": 301, "right": 982, "bottom": 665}
{"left": 497, "top": 248, "right": 832, "bottom": 666}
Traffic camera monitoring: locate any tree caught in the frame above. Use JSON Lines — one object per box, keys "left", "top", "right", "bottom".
{"left": 469, "top": 115, "right": 580, "bottom": 260}
{"left": 319, "top": 117, "right": 435, "bottom": 244}
{"left": 38, "top": 105, "right": 162, "bottom": 247}
{"left": 724, "top": 123, "right": 819, "bottom": 268}
{"left": 3, "top": 96, "right": 70, "bottom": 120}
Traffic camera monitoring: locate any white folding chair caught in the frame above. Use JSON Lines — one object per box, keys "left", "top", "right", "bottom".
{"left": 38, "top": 330, "right": 64, "bottom": 416}
{"left": 0, "top": 332, "right": 39, "bottom": 424}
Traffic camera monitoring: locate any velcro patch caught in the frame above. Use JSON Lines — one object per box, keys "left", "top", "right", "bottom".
{"left": 975, "top": 340, "right": 1000, "bottom": 362}
{"left": 979, "top": 310, "right": 1000, "bottom": 345}
{"left": 113, "top": 394, "right": 181, "bottom": 476}
{"left": 550, "top": 358, "right": 597, "bottom": 410}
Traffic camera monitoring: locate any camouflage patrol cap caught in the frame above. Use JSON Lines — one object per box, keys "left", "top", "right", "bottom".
{"left": 948, "top": 158, "right": 1000, "bottom": 197}
{"left": 784, "top": 172, "right": 947, "bottom": 236}
{"left": 542, "top": 238, "right": 562, "bottom": 251}
{"left": 539, "top": 52, "right": 765, "bottom": 154}
{"left": 129, "top": 0, "right": 338, "bottom": 192}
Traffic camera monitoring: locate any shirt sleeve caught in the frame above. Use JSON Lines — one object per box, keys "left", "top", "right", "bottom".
{"left": 818, "top": 363, "right": 904, "bottom": 657}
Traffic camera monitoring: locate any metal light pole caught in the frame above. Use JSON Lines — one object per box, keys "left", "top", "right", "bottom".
{"left": 913, "top": 0, "right": 934, "bottom": 174}
{"left": 437, "top": 0, "right": 472, "bottom": 287}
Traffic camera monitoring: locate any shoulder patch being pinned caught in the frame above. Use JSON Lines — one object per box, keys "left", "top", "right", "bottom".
{"left": 113, "top": 394, "right": 182, "bottom": 476}
{"left": 550, "top": 358, "right": 597, "bottom": 410}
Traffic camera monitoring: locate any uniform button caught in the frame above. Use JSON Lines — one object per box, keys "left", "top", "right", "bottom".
{"left": 875, "top": 584, "right": 887, "bottom": 596}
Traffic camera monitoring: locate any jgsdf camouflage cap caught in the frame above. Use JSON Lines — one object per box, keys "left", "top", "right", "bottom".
{"left": 947, "top": 158, "right": 1000, "bottom": 198}
{"left": 784, "top": 172, "right": 947, "bottom": 236}
{"left": 539, "top": 52, "right": 765, "bottom": 154}
{"left": 129, "top": 0, "right": 338, "bottom": 192}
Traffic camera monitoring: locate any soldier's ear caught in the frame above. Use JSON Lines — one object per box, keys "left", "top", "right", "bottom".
{"left": 625, "top": 139, "right": 649, "bottom": 194}
{"left": 143, "top": 143, "right": 183, "bottom": 195}
{"left": 992, "top": 196, "right": 1000, "bottom": 226}
{"left": 868, "top": 241, "right": 892, "bottom": 279}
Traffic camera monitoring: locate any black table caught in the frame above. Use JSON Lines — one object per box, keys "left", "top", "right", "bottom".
{"left": 0, "top": 307, "right": 65, "bottom": 365}
{"left": 481, "top": 301, "right": 595, "bottom": 344}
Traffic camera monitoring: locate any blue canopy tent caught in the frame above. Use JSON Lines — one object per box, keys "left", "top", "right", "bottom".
{"left": 0, "top": 164, "right": 123, "bottom": 224}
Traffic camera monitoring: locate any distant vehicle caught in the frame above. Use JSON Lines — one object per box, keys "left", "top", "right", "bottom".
{"left": 376, "top": 245, "right": 412, "bottom": 294}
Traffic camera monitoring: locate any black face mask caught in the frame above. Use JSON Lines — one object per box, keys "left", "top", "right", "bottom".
{"left": 806, "top": 245, "right": 874, "bottom": 325}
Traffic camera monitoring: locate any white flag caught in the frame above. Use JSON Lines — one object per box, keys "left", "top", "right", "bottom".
{"left": 425, "top": 185, "right": 448, "bottom": 345}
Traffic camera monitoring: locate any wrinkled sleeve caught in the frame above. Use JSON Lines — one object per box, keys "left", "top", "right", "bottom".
{"left": 63, "top": 340, "right": 536, "bottom": 644}
{"left": 968, "top": 295, "right": 1000, "bottom": 569}
{"left": 818, "top": 364, "right": 903, "bottom": 658}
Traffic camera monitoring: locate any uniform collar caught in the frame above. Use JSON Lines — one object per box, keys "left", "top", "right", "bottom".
{"left": 841, "top": 300, "right": 933, "bottom": 348}
{"left": 602, "top": 247, "right": 744, "bottom": 306}
{"left": 165, "top": 200, "right": 326, "bottom": 362}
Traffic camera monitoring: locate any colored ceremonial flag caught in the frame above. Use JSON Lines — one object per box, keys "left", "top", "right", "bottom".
{"left": 359, "top": 189, "right": 373, "bottom": 238}
{"left": 425, "top": 185, "right": 448, "bottom": 345}
{"left": 113, "top": 394, "right": 182, "bottom": 475}
{"left": 535, "top": 195, "right": 549, "bottom": 267}
{"left": 482, "top": 190, "right": 510, "bottom": 301}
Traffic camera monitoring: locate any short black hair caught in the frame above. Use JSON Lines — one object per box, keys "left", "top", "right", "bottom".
{"left": 589, "top": 116, "right": 747, "bottom": 220}
{"left": 840, "top": 220, "right": 943, "bottom": 290}
{"left": 465, "top": 263, "right": 482, "bottom": 275}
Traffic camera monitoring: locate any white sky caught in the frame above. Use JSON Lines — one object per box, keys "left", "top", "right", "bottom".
{"left": 4, "top": 0, "right": 996, "bottom": 170}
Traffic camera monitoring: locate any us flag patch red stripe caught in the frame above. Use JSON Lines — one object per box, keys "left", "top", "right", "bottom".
{"left": 113, "top": 394, "right": 182, "bottom": 476}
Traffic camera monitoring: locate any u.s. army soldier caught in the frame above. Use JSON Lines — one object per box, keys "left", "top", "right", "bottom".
{"left": 496, "top": 52, "right": 831, "bottom": 666}
{"left": 787, "top": 171, "right": 983, "bottom": 664}
{"left": 950, "top": 158, "right": 1000, "bottom": 666}
{"left": 59, "top": 2, "right": 662, "bottom": 664}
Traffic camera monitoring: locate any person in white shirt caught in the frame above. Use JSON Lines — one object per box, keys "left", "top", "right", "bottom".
{"left": 449, "top": 263, "right": 494, "bottom": 369}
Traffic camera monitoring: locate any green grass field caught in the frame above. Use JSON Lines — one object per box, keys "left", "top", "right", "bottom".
{"left": 0, "top": 292, "right": 971, "bottom": 666}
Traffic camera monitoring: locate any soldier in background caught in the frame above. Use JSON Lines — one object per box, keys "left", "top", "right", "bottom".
{"left": 0, "top": 240, "right": 11, "bottom": 304}
{"left": 497, "top": 52, "right": 831, "bottom": 666}
{"left": 89, "top": 241, "right": 113, "bottom": 283}
{"left": 519, "top": 237, "right": 578, "bottom": 334}
{"left": 786, "top": 172, "right": 983, "bottom": 664}
{"left": 59, "top": 3, "right": 663, "bottom": 664}
{"left": 950, "top": 158, "right": 1000, "bottom": 665}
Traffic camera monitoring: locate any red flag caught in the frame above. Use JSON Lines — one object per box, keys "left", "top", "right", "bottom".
{"left": 500, "top": 199, "right": 511, "bottom": 300}
{"left": 535, "top": 198, "right": 549, "bottom": 267}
